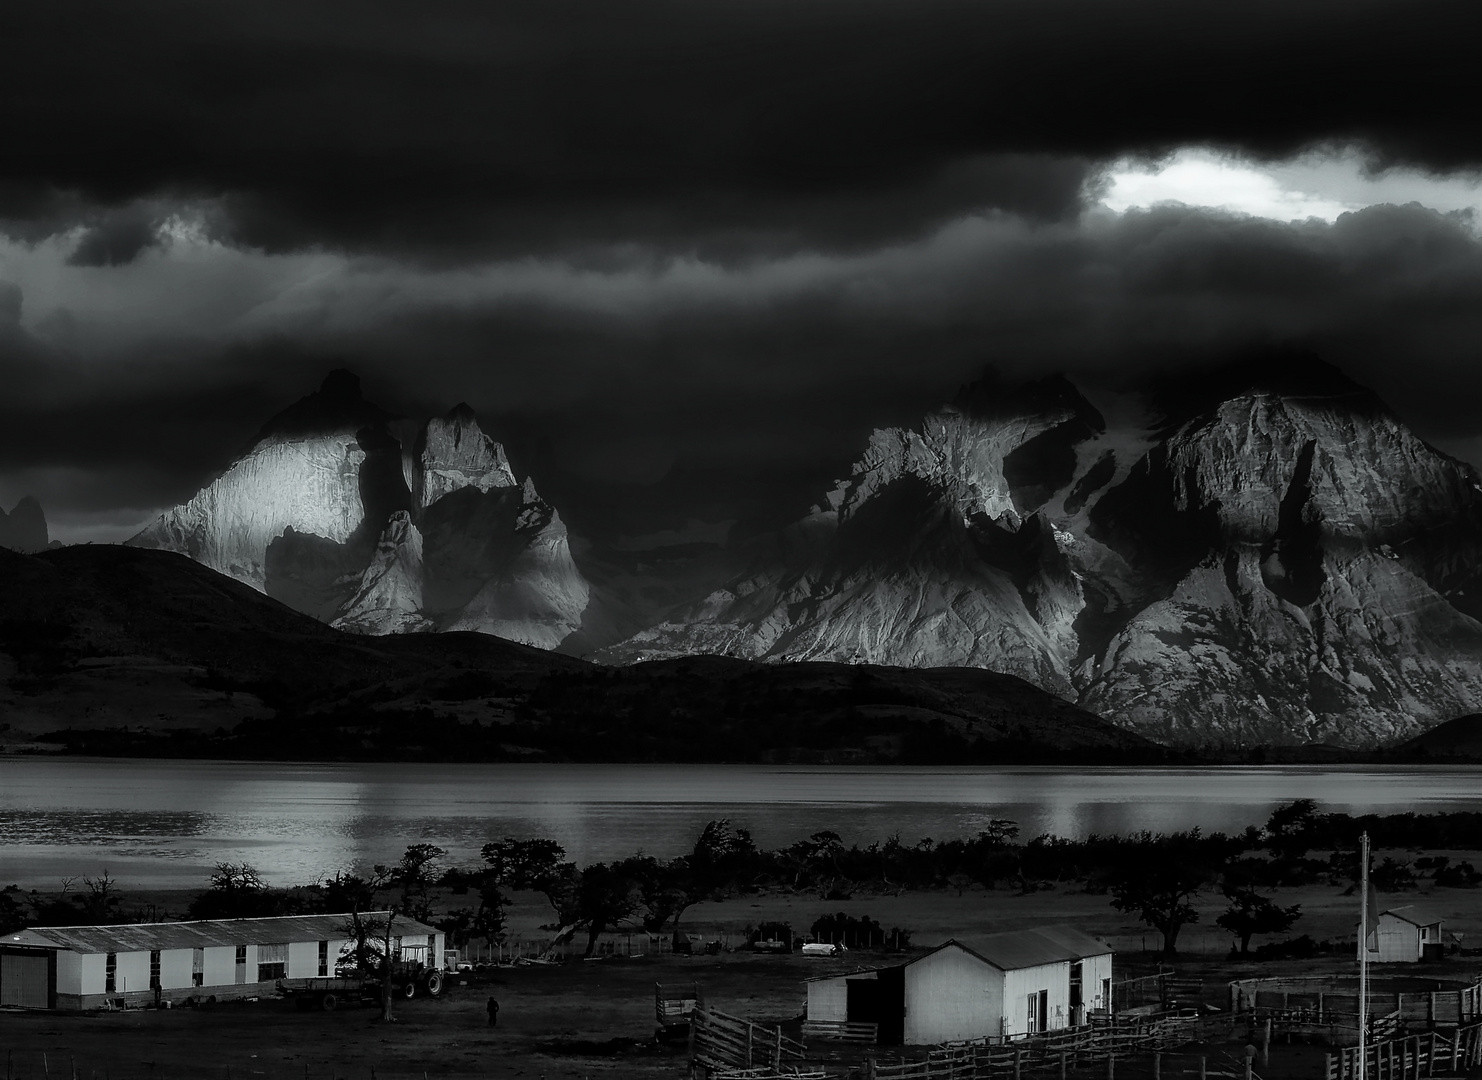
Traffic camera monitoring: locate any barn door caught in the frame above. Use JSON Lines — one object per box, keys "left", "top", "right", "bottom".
{"left": 846, "top": 978, "right": 883, "bottom": 1025}
{"left": 0, "top": 950, "right": 53, "bottom": 1009}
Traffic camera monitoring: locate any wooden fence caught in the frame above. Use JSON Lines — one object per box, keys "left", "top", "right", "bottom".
{"left": 1324, "top": 1023, "right": 1482, "bottom": 1080}
{"left": 865, "top": 1045, "right": 1260, "bottom": 1080}
{"left": 692, "top": 1007, "right": 810, "bottom": 1075}
{"left": 1231, "top": 978, "right": 1482, "bottom": 1030}
{"left": 695, "top": 1010, "right": 1244, "bottom": 1080}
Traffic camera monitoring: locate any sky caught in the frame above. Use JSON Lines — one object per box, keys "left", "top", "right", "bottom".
{"left": 3, "top": 0, "right": 1482, "bottom": 545}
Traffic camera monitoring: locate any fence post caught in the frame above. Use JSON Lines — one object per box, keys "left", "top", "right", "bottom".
{"left": 1015, "top": 1047, "right": 1023, "bottom": 1080}
{"left": 1062, "top": 1050, "right": 1068, "bottom": 1080}
{"left": 1153, "top": 1052, "right": 1161, "bottom": 1080}
{"left": 1262, "top": 1019, "right": 1271, "bottom": 1066}
{"left": 774, "top": 1026, "right": 782, "bottom": 1070}
{"left": 1108, "top": 1050, "right": 1115, "bottom": 1080}
{"left": 746, "top": 1022, "right": 754, "bottom": 1068}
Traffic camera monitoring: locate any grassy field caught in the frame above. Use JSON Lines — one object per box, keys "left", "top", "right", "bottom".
{"left": 4, "top": 874, "right": 1481, "bottom": 1080}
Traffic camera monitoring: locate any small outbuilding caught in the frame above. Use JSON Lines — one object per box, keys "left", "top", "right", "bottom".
{"left": 0, "top": 911, "right": 442, "bottom": 1010}
{"left": 806, "top": 925, "right": 1113, "bottom": 1046}
{"left": 1360, "top": 906, "right": 1445, "bottom": 964}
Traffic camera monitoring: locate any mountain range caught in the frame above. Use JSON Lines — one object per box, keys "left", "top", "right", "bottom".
{"left": 89, "top": 357, "right": 1482, "bottom": 750}
{"left": 606, "top": 358, "right": 1482, "bottom": 748}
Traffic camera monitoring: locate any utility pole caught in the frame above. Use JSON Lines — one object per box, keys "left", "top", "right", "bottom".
{"left": 1359, "top": 831, "right": 1370, "bottom": 1080}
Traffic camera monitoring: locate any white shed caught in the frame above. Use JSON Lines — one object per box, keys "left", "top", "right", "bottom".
{"left": 0, "top": 911, "right": 443, "bottom": 1010}
{"left": 1359, "top": 906, "right": 1444, "bottom": 964}
{"left": 806, "top": 925, "right": 1113, "bottom": 1046}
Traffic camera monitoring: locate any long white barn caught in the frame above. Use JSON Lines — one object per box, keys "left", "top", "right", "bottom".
{"left": 0, "top": 912, "right": 443, "bottom": 1010}
{"left": 806, "top": 925, "right": 1113, "bottom": 1046}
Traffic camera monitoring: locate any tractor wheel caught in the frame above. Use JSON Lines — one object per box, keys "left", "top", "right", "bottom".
{"left": 401, "top": 980, "right": 417, "bottom": 999}
{"left": 321, "top": 993, "right": 338, "bottom": 1011}
{"left": 423, "top": 971, "right": 443, "bottom": 997}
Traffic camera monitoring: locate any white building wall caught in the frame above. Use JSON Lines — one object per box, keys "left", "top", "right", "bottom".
{"left": 55, "top": 951, "right": 83, "bottom": 996}
{"left": 1080, "top": 953, "right": 1113, "bottom": 1012}
{"left": 903, "top": 947, "right": 1000, "bottom": 1045}
{"left": 1372, "top": 916, "right": 1420, "bottom": 963}
{"left": 160, "top": 949, "right": 194, "bottom": 990}
{"left": 78, "top": 952, "right": 106, "bottom": 995}
{"left": 807, "top": 975, "right": 853, "bottom": 1023}
{"left": 203, "top": 946, "right": 236, "bottom": 987}
{"left": 288, "top": 940, "right": 319, "bottom": 978}
{"left": 1002, "top": 962, "right": 1070, "bottom": 1039}
{"left": 114, "top": 951, "right": 150, "bottom": 994}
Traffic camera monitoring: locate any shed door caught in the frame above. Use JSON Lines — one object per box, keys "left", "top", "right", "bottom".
{"left": 0, "top": 951, "right": 52, "bottom": 1009}
{"left": 846, "top": 978, "right": 883, "bottom": 1026}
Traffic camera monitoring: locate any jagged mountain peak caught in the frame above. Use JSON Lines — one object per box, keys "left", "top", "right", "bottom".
{"left": 250, "top": 369, "right": 394, "bottom": 446}
{"left": 1148, "top": 350, "right": 1387, "bottom": 432}
{"left": 129, "top": 374, "right": 588, "bottom": 649}
{"left": 951, "top": 371, "right": 1104, "bottom": 428}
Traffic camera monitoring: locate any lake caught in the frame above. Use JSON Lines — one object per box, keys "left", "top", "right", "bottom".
{"left": 2, "top": 758, "right": 1481, "bottom": 891}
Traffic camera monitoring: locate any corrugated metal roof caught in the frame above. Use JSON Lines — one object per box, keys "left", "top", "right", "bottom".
{"left": 949, "top": 926, "right": 1111, "bottom": 970}
{"left": 1382, "top": 906, "right": 1444, "bottom": 929}
{"left": 7, "top": 912, "right": 437, "bottom": 955}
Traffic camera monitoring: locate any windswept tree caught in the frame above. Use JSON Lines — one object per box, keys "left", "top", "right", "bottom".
{"left": 688, "top": 819, "right": 759, "bottom": 898}
{"left": 335, "top": 865, "right": 402, "bottom": 1022}
{"left": 1107, "top": 830, "right": 1236, "bottom": 955}
{"left": 575, "top": 862, "right": 641, "bottom": 957}
{"left": 188, "top": 863, "right": 283, "bottom": 920}
{"left": 481, "top": 836, "right": 581, "bottom": 949}
{"left": 1265, "top": 799, "right": 1322, "bottom": 861}
{"left": 614, "top": 854, "right": 693, "bottom": 936}
{"left": 1216, "top": 883, "right": 1302, "bottom": 954}
{"left": 0, "top": 886, "right": 27, "bottom": 935}
{"left": 394, "top": 843, "right": 446, "bottom": 923}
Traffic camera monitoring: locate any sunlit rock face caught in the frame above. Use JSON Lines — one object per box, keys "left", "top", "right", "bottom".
{"left": 0, "top": 496, "right": 50, "bottom": 553}
{"left": 130, "top": 372, "right": 590, "bottom": 648}
{"left": 605, "top": 360, "right": 1482, "bottom": 748}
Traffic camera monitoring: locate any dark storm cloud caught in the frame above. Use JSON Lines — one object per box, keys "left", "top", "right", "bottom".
{"left": 5, "top": 200, "right": 1482, "bottom": 539}
{"left": 0, "top": 0, "right": 1476, "bottom": 260}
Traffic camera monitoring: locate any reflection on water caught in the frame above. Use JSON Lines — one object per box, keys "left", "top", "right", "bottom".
{"left": 1, "top": 759, "right": 1479, "bottom": 889}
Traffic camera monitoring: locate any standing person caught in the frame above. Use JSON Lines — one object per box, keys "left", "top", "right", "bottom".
{"left": 487, "top": 995, "right": 499, "bottom": 1028}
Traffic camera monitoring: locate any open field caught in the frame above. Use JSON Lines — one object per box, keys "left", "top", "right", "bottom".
{"left": 4, "top": 877, "right": 1482, "bottom": 1080}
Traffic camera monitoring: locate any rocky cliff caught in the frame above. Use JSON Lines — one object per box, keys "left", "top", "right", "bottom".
{"left": 130, "top": 372, "right": 589, "bottom": 648}
{"left": 0, "top": 495, "right": 49, "bottom": 552}
{"left": 603, "top": 360, "right": 1482, "bottom": 748}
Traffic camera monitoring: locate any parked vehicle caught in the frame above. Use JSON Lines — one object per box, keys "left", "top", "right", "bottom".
{"left": 277, "top": 960, "right": 444, "bottom": 1010}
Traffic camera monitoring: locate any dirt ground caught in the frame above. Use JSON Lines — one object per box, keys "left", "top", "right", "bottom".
{"left": 4, "top": 875, "right": 1481, "bottom": 1080}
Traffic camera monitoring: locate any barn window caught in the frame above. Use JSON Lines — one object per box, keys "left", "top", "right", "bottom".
{"left": 150, "top": 950, "right": 161, "bottom": 989}
{"left": 318, "top": 940, "right": 329, "bottom": 977}
{"left": 105, "top": 952, "right": 117, "bottom": 993}
{"left": 256, "top": 943, "right": 288, "bottom": 982}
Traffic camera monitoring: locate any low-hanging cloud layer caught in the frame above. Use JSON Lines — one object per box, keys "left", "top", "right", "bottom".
{"left": 2, "top": 0, "right": 1481, "bottom": 542}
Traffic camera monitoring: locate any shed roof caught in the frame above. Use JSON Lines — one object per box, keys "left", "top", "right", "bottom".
{"left": 7, "top": 912, "right": 437, "bottom": 954}
{"left": 956, "top": 925, "right": 1112, "bottom": 970}
{"left": 805, "top": 925, "right": 1111, "bottom": 983}
{"left": 1381, "top": 906, "right": 1444, "bottom": 929}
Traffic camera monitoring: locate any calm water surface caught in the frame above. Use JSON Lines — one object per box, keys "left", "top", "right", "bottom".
{"left": 2, "top": 758, "right": 1480, "bottom": 889}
